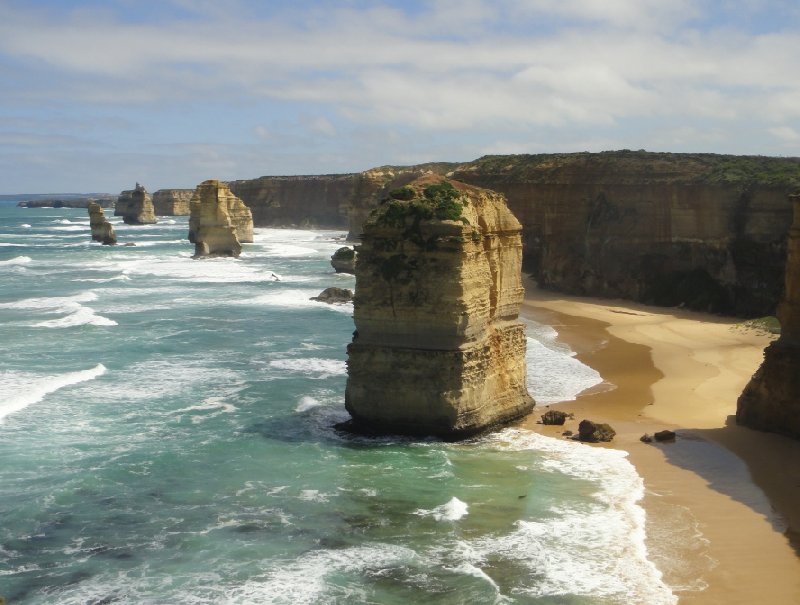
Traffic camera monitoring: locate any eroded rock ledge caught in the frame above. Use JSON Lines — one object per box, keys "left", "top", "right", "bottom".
{"left": 345, "top": 177, "right": 534, "bottom": 439}
{"left": 737, "top": 192, "right": 800, "bottom": 439}
{"left": 189, "top": 179, "right": 254, "bottom": 257}
{"left": 153, "top": 189, "right": 194, "bottom": 216}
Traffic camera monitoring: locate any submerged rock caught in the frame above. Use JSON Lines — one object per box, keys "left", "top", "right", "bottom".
{"left": 114, "top": 183, "right": 157, "bottom": 225}
{"left": 311, "top": 287, "right": 354, "bottom": 304}
{"left": 331, "top": 246, "right": 356, "bottom": 273}
{"left": 188, "top": 180, "right": 254, "bottom": 258}
{"left": 577, "top": 419, "right": 616, "bottom": 442}
{"left": 737, "top": 192, "right": 800, "bottom": 440}
{"left": 87, "top": 202, "right": 117, "bottom": 245}
{"left": 345, "top": 177, "right": 534, "bottom": 439}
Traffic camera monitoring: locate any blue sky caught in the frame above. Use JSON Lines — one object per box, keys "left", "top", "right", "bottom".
{"left": 1, "top": 0, "right": 799, "bottom": 193}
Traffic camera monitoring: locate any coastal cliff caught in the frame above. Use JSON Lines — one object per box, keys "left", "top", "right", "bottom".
{"left": 737, "top": 192, "right": 800, "bottom": 439}
{"left": 87, "top": 202, "right": 116, "bottom": 245}
{"left": 450, "top": 152, "right": 800, "bottom": 316}
{"left": 153, "top": 189, "right": 193, "bottom": 216}
{"left": 114, "top": 183, "right": 157, "bottom": 225}
{"left": 345, "top": 177, "right": 534, "bottom": 439}
{"left": 228, "top": 174, "right": 357, "bottom": 228}
{"left": 189, "top": 180, "right": 254, "bottom": 257}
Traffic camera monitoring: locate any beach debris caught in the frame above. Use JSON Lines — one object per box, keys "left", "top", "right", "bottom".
{"left": 577, "top": 419, "right": 616, "bottom": 442}
{"left": 311, "top": 287, "right": 354, "bottom": 304}
{"left": 640, "top": 433, "right": 653, "bottom": 443}
{"left": 540, "top": 410, "right": 573, "bottom": 425}
{"left": 562, "top": 430, "right": 573, "bottom": 437}
{"left": 653, "top": 429, "right": 677, "bottom": 442}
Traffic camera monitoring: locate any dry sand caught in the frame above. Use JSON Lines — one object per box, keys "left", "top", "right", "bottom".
{"left": 519, "top": 281, "right": 800, "bottom": 604}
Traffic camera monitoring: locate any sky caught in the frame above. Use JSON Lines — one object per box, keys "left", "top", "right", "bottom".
{"left": 1, "top": 0, "right": 799, "bottom": 193}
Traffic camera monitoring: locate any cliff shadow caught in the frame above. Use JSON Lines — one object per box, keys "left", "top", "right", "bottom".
{"left": 656, "top": 417, "right": 800, "bottom": 555}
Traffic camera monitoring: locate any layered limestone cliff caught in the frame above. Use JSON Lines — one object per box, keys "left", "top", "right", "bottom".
{"left": 87, "top": 202, "right": 117, "bottom": 245}
{"left": 345, "top": 177, "right": 534, "bottom": 439}
{"left": 189, "top": 180, "right": 254, "bottom": 257}
{"left": 114, "top": 183, "right": 157, "bottom": 225}
{"left": 228, "top": 174, "right": 357, "bottom": 228}
{"left": 737, "top": 192, "right": 800, "bottom": 439}
{"left": 451, "top": 152, "right": 800, "bottom": 316}
{"left": 153, "top": 189, "right": 193, "bottom": 216}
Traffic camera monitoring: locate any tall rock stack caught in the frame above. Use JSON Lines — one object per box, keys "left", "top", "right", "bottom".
{"left": 737, "top": 192, "right": 800, "bottom": 439}
{"left": 345, "top": 177, "right": 534, "bottom": 439}
{"left": 87, "top": 202, "right": 117, "bottom": 245}
{"left": 152, "top": 189, "right": 194, "bottom": 216}
{"left": 114, "top": 183, "right": 157, "bottom": 225}
{"left": 188, "top": 179, "right": 254, "bottom": 257}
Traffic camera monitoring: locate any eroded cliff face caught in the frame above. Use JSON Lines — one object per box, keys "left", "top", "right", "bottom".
{"left": 737, "top": 193, "right": 800, "bottom": 439}
{"left": 450, "top": 152, "right": 800, "bottom": 316}
{"left": 228, "top": 175, "right": 357, "bottom": 228}
{"left": 114, "top": 183, "right": 157, "bottom": 225}
{"left": 153, "top": 189, "right": 193, "bottom": 216}
{"left": 87, "top": 202, "right": 116, "bottom": 245}
{"left": 345, "top": 177, "right": 534, "bottom": 439}
{"left": 189, "top": 180, "right": 254, "bottom": 257}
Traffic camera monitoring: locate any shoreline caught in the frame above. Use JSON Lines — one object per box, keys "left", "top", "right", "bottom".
{"left": 519, "top": 281, "right": 800, "bottom": 604}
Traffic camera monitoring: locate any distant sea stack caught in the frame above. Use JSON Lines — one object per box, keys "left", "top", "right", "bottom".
{"left": 114, "top": 183, "right": 157, "bottom": 225}
{"left": 188, "top": 179, "right": 254, "bottom": 257}
{"left": 153, "top": 189, "right": 193, "bottom": 216}
{"left": 737, "top": 192, "right": 800, "bottom": 439}
{"left": 87, "top": 202, "right": 117, "bottom": 245}
{"left": 344, "top": 177, "right": 534, "bottom": 439}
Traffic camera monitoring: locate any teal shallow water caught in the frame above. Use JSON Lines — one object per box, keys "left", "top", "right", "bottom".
{"left": 0, "top": 203, "right": 676, "bottom": 604}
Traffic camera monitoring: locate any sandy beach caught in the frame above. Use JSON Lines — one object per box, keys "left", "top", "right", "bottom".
{"left": 520, "top": 280, "right": 800, "bottom": 604}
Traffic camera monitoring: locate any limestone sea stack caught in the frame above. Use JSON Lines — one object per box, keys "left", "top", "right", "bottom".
{"left": 331, "top": 246, "right": 356, "bottom": 273}
{"left": 87, "top": 202, "right": 117, "bottom": 245}
{"left": 737, "top": 192, "right": 800, "bottom": 439}
{"left": 345, "top": 177, "right": 534, "bottom": 439}
{"left": 152, "top": 189, "right": 194, "bottom": 216}
{"left": 114, "top": 183, "right": 157, "bottom": 225}
{"left": 188, "top": 179, "right": 254, "bottom": 257}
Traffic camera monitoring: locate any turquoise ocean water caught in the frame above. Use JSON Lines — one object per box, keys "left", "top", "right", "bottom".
{"left": 0, "top": 202, "right": 678, "bottom": 604}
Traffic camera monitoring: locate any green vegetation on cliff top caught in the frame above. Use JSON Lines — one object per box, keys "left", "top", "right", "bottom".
{"left": 457, "top": 150, "right": 800, "bottom": 188}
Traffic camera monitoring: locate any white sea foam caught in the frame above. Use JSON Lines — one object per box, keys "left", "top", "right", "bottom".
{"left": 0, "top": 364, "right": 106, "bottom": 422}
{"left": 20, "top": 224, "right": 31, "bottom": 228}
{"left": 230, "top": 543, "right": 420, "bottom": 605}
{"left": 33, "top": 306, "right": 117, "bottom": 328}
{"left": 247, "top": 289, "right": 354, "bottom": 314}
{"left": 0, "top": 290, "right": 97, "bottom": 310}
{"left": 295, "top": 396, "right": 322, "bottom": 412}
{"left": 414, "top": 497, "right": 469, "bottom": 521}
{"left": 473, "top": 429, "right": 677, "bottom": 604}
{"left": 169, "top": 397, "right": 237, "bottom": 423}
{"left": 0, "top": 242, "right": 25, "bottom": 246}
{"left": 0, "top": 255, "right": 32, "bottom": 266}
{"left": 268, "top": 358, "right": 346, "bottom": 379}
{"left": 525, "top": 320, "right": 605, "bottom": 404}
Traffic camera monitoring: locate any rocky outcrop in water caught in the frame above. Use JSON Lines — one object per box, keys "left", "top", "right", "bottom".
{"left": 737, "top": 192, "right": 800, "bottom": 439}
{"left": 87, "top": 202, "right": 116, "bottom": 245}
{"left": 311, "top": 287, "right": 354, "bottom": 304}
{"left": 344, "top": 177, "right": 534, "bottom": 439}
{"left": 188, "top": 180, "right": 254, "bottom": 257}
{"left": 114, "top": 183, "right": 157, "bottom": 225}
{"left": 331, "top": 247, "right": 356, "bottom": 273}
{"left": 153, "top": 189, "right": 193, "bottom": 216}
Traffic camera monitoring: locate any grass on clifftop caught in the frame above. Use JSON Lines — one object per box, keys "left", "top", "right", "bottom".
{"left": 458, "top": 150, "right": 800, "bottom": 188}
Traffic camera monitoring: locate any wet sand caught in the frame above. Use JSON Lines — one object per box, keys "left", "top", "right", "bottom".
{"left": 520, "top": 282, "right": 800, "bottom": 604}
